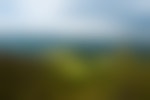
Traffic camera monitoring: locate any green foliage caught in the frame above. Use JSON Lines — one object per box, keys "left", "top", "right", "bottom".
{"left": 0, "top": 45, "right": 149, "bottom": 100}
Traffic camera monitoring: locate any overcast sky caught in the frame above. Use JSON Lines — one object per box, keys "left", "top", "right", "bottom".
{"left": 0, "top": 0, "right": 150, "bottom": 38}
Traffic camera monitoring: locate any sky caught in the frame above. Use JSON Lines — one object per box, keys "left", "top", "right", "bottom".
{"left": 0, "top": 0, "right": 150, "bottom": 38}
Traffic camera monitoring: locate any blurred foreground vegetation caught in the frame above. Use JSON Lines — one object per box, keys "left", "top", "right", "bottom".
{"left": 0, "top": 44, "right": 150, "bottom": 100}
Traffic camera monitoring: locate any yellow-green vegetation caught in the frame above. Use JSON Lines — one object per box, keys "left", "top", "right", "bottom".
{"left": 39, "top": 45, "right": 150, "bottom": 100}
{"left": 42, "top": 48, "right": 91, "bottom": 82}
{"left": 0, "top": 45, "right": 150, "bottom": 100}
